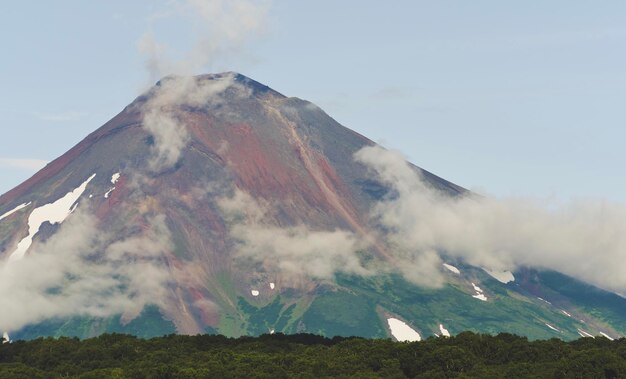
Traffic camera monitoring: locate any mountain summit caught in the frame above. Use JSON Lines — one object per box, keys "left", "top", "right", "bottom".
{"left": 0, "top": 73, "right": 624, "bottom": 341}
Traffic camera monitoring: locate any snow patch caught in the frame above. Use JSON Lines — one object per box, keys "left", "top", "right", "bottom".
{"left": 104, "top": 173, "right": 121, "bottom": 198}
{"left": 2, "top": 332, "right": 10, "bottom": 344}
{"left": 269, "top": 282, "right": 275, "bottom": 290}
{"left": 104, "top": 188, "right": 115, "bottom": 199}
{"left": 577, "top": 329, "right": 594, "bottom": 338}
{"left": 439, "top": 324, "right": 450, "bottom": 337}
{"left": 537, "top": 297, "right": 552, "bottom": 305}
{"left": 473, "top": 293, "right": 487, "bottom": 301}
{"left": 545, "top": 323, "right": 560, "bottom": 332}
{"left": 471, "top": 282, "right": 487, "bottom": 301}
{"left": 482, "top": 268, "right": 515, "bottom": 283}
{"left": 251, "top": 290, "right": 260, "bottom": 297}
{"left": 561, "top": 310, "right": 572, "bottom": 317}
{"left": 443, "top": 263, "right": 460, "bottom": 275}
{"left": 599, "top": 332, "right": 614, "bottom": 341}
{"left": 387, "top": 318, "right": 421, "bottom": 342}
{"left": 0, "top": 202, "right": 31, "bottom": 221}
{"left": 7, "top": 174, "right": 96, "bottom": 262}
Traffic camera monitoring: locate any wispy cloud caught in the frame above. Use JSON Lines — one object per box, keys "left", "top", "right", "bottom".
{"left": 369, "top": 87, "right": 415, "bottom": 101}
{"left": 141, "top": 74, "right": 242, "bottom": 171}
{"left": 138, "top": 0, "right": 271, "bottom": 81}
{"left": 0, "top": 158, "right": 47, "bottom": 171}
{"left": 509, "top": 27, "right": 626, "bottom": 48}
{"left": 35, "top": 111, "right": 87, "bottom": 122}
{"left": 136, "top": 0, "right": 271, "bottom": 172}
{"left": 218, "top": 190, "right": 370, "bottom": 285}
{"left": 356, "top": 145, "right": 626, "bottom": 294}
{"left": 436, "top": 26, "right": 626, "bottom": 53}
{"left": 0, "top": 209, "right": 175, "bottom": 332}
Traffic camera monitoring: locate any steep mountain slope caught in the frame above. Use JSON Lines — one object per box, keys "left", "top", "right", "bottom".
{"left": 0, "top": 73, "right": 623, "bottom": 341}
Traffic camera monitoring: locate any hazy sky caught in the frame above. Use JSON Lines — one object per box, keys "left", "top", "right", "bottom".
{"left": 1, "top": 1, "right": 625, "bottom": 201}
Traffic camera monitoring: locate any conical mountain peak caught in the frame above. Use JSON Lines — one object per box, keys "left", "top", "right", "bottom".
{"left": 152, "top": 71, "right": 286, "bottom": 101}
{"left": 0, "top": 74, "right": 623, "bottom": 343}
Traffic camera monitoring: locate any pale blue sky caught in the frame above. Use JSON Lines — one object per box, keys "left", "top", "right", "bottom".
{"left": 1, "top": 1, "right": 625, "bottom": 201}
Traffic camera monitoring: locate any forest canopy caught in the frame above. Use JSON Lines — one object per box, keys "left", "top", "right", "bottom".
{"left": 0, "top": 332, "right": 625, "bottom": 378}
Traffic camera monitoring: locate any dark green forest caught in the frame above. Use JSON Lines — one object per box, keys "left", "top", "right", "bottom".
{"left": 0, "top": 332, "right": 624, "bottom": 378}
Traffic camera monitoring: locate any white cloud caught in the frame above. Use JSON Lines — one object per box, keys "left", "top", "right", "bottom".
{"left": 0, "top": 209, "right": 175, "bottom": 332}
{"left": 136, "top": 0, "right": 270, "bottom": 171}
{"left": 369, "top": 87, "right": 414, "bottom": 100}
{"left": 141, "top": 73, "right": 244, "bottom": 171}
{"left": 138, "top": 0, "right": 270, "bottom": 81}
{"left": 355, "top": 145, "right": 626, "bottom": 294}
{"left": 218, "top": 189, "right": 371, "bottom": 282}
{"left": 35, "top": 111, "right": 87, "bottom": 122}
{"left": 0, "top": 158, "right": 48, "bottom": 171}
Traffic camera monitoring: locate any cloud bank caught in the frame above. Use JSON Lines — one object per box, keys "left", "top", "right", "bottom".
{"left": 356, "top": 145, "right": 626, "bottom": 294}
{"left": 0, "top": 209, "right": 174, "bottom": 332}
{"left": 218, "top": 190, "right": 370, "bottom": 283}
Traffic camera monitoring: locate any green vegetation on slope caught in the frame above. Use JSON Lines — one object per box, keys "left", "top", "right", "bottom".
{"left": 332, "top": 273, "right": 596, "bottom": 340}
{"left": 10, "top": 271, "right": 625, "bottom": 342}
{"left": 301, "top": 288, "right": 386, "bottom": 338}
{"left": 533, "top": 270, "right": 626, "bottom": 329}
{"left": 0, "top": 332, "right": 624, "bottom": 378}
{"left": 12, "top": 305, "right": 176, "bottom": 341}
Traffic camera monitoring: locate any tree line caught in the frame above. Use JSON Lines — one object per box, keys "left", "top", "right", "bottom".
{"left": 0, "top": 332, "right": 624, "bottom": 378}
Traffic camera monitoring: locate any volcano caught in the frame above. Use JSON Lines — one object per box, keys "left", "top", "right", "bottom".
{"left": 1, "top": 73, "right": 624, "bottom": 341}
